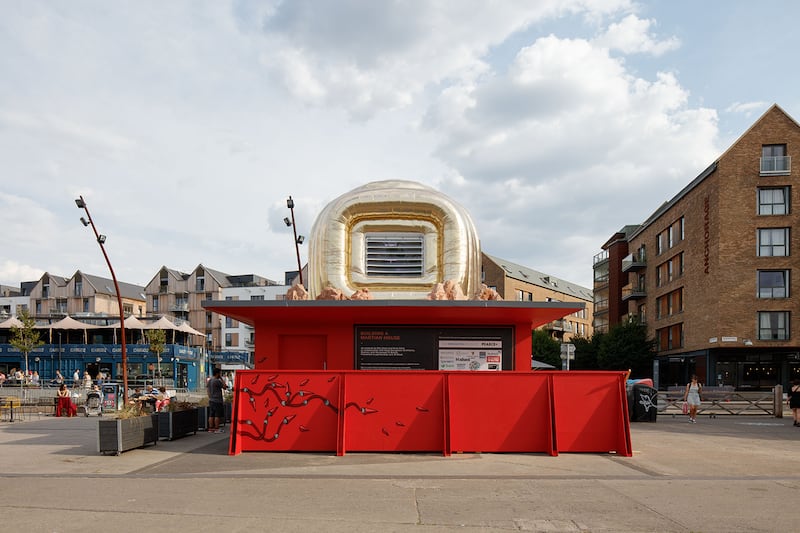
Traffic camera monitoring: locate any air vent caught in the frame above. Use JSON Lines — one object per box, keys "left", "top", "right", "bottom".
{"left": 365, "top": 233, "right": 424, "bottom": 277}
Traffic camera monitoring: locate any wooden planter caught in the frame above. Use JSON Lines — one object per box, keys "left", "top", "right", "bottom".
{"left": 157, "top": 408, "right": 199, "bottom": 440}
{"left": 98, "top": 414, "right": 158, "bottom": 455}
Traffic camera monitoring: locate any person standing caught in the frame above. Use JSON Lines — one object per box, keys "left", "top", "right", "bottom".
{"left": 206, "top": 368, "right": 228, "bottom": 433}
{"left": 683, "top": 374, "right": 702, "bottom": 423}
{"left": 788, "top": 379, "right": 800, "bottom": 427}
{"left": 72, "top": 369, "right": 80, "bottom": 389}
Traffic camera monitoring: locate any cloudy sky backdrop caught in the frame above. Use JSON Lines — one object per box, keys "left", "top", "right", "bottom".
{"left": 2, "top": 1, "right": 799, "bottom": 290}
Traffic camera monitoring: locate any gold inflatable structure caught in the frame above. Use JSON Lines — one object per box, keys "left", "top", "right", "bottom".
{"left": 307, "top": 180, "right": 481, "bottom": 299}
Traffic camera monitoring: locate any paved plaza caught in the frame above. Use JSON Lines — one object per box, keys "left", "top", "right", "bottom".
{"left": 0, "top": 412, "right": 798, "bottom": 532}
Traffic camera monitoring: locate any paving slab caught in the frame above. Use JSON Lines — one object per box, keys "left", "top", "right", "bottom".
{"left": 0, "top": 414, "right": 798, "bottom": 532}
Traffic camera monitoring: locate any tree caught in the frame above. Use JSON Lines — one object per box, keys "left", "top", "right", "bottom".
{"left": 531, "top": 329, "right": 562, "bottom": 369}
{"left": 572, "top": 333, "right": 603, "bottom": 370}
{"left": 9, "top": 308, "right": 44, "bottom": 379}
{"left": 596, "top": 317, "right": 656, "bottom": 377}
{"left": 147, "top": 329, "right": 167, "bottom": 380}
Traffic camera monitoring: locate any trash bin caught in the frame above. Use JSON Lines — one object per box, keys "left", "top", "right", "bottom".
{"left": 631, "top": 384, "right": 658, "bottom": 422}
{"left": 101, "top": 384, "right": 122, "bottom": 412}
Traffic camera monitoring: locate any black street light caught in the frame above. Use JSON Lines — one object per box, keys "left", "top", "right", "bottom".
{"left": 75, "top": 195, "right": 128, "bottom": 403}
{"left": 285, "top": 195, "right": 305, "bottom": 286}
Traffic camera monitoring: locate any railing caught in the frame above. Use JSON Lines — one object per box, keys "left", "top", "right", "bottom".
{"left": 621, "top": 283, "right": 646, "bottom": 300}
{"left": 593, "top": 250, "right": 609, "bottom": 265}
{"left": 656, "top": 386, "right": 780, "bottom": 416}
{"left": 621, "top": 253, "right": 646, "bottom": 272}
{"left": 170, "top": 303, "right": 189, "bottom": 312}
{"left": 594, "top": 299, "right": 609, "bottom": 311}
{"left": 760, "top": 156, "right": 791, "bottom": 175}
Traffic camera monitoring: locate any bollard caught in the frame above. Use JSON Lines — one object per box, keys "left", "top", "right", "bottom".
{"left": 774, "top": 384, "right": 783, "bottom": 418}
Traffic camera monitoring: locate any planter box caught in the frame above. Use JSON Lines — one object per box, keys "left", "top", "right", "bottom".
{"left": 98, "top": 414, "right": 158, "bottom": 455}
{"left": 157, "top": 408, "right": 199, "bottom": 440}
{"left": 196, "top": 405, "right": 208, "bottom": 430}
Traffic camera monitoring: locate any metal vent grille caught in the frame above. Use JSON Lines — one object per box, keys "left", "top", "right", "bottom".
{"left": 365, "top": 234, "right": 424, "bottom": 277}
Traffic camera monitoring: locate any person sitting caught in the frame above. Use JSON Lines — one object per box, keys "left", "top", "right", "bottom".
{"left": 154, "top": 386, "right": 171, "bottom": 412}
{"left": 56, "top": 383, "right": 77, "bottom": 417}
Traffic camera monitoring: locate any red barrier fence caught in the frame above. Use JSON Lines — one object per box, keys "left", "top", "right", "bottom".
{"left": 229, "top": 370, "right": 631, "bottom": 457}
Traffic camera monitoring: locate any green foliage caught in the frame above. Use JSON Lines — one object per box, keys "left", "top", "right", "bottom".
{"left": 147, "top": 329, "right": 167, "bottom": 356}
{"left": 531, "top": 329, "right": 561, "bottom": 369}
{"left": 9, "top": 308, "right": 44, "bottom": 374}
{"left": 596, "top": 317, "right": 656, "bottom": 376}
{"left": 572, "top": 334, "right": 602, "bottom": 370}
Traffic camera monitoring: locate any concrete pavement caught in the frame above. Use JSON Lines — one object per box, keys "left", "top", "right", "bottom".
{"left": 0, "top": 412, "right": 798, "bottom": 532}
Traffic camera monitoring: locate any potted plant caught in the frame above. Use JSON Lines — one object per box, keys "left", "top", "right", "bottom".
{"left": 98, "top": 404, "right": 158, "bottom": 455}
{"left": 156, "top": 400, "right": 199, "bottom": 440}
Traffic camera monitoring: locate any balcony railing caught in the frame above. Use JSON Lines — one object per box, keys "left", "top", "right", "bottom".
{"left": 170, "top": 303, "right": 189, "bottom": 312}
{"left": 593, "top": 250, "right": 609, "bottom": 265}
{"left": 543, "top": 319, "right": 573, "bottom": 332}
{"left": 621, "top": 253, "right": 646, "bottom": 272}
{"left": 594, "top": 298, "right": 609, "bottom": 311}
{"left": 621, "top": 283, "right": 646, "bottom": 301}
{"left": 760, "top": 156, "right": 791, "bottom": 175}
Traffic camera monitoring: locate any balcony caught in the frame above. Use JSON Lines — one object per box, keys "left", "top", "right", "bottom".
{"left": 170, "top": 302, "right": 189, "bottom": 312}
{"left": 593, "top": 250, "right": 609, "bottom": 266}
{"left": 594, "top": 298, "right": 609, "bottom": 312}
{"left": 543, "top": 319, "right": 573, "bottom": 332}
{"left": 621, "top": 283, "right": 646, "bottom": 301}
{"left": 621, "top": 253, "right": 646, "bottom": 272}
{"left": 760, "top": 156, "right": 791, "bottom": 176}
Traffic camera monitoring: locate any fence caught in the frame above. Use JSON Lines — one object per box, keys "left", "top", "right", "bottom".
{"left": 657, "top": 386, "right": 783, "bottom": 417}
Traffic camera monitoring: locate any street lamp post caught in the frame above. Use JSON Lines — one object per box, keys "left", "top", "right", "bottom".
{"left": 75, "top": 196, "right": 128, "bottom": 403}
{"left": 284, "top": 196, "right": 305, "bottom": 286}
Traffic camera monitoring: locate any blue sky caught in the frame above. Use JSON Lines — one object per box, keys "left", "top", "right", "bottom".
{"left": 2, "top": 1, "right": 799, "bottom": 291}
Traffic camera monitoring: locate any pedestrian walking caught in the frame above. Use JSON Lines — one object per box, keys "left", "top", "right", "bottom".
{"left": 788, "top": 379, "right": 800, "bottom": 427}
{"left": 683, "top": 374, "right": 702, "bottom": 423}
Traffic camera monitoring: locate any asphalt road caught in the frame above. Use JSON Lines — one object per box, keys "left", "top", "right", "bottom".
{"left": 0, "top": 412, "right": 798, "bottom": 532}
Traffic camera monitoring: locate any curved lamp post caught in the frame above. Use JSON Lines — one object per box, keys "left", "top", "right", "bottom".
{"left": 75, "top": 196, "right": 128, "bottom": 403}
{"left": 284, "top": 196, "right": 305, "bottom": 286}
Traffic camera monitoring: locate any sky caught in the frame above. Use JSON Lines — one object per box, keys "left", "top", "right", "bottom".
{"left": 2, "top": 1, "right": 800, "bottom": 291}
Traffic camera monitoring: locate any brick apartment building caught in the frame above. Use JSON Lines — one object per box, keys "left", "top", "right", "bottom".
{"left": 594, "top": 104, "right": 800, "bottom": 390}
{"left": 482, "top": 253, "right": 593, "bottom": 343}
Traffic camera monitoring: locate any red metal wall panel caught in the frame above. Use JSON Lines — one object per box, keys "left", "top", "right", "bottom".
{"left": 230, "top": 371, "right": 341, "bottom": 453}
{"left": 342, "top": 372, "right": 445, "bottom": 453}
{"left": 551, "top": 372, "right": 632, "bottom": 456}
{"left": 447, "top": 373, "right": 555, "bottom": 455}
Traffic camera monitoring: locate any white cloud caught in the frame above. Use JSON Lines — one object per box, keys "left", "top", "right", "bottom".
{"left": 725, "top": 101, "right": 770, "bottom": 117}
{"left": 250, "top": 0, "right": 635, "bottom": 119}
{"left": 595, "top": 14, "right": 680, "bottom": 56}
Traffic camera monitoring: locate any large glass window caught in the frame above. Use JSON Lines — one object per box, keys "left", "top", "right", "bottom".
{"left": 758, "top": 228, "right": 789, "bottom": 256}
{"left": 758, "top": 311, "right": 789, "bottom": 340}
{"left": 757, "top": 270, "right": 789, "bottom": 298}
{"left": 758, "top": 187, "right": 789, "bottom": 215}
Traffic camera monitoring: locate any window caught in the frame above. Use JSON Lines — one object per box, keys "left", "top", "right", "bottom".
{"left": 515, "top": 290, "right": 532, "bottom": 301}
{"left": 757, "top": 270, "right": 789, "bottom": 298}
{"left": 656, "top": 232, "right": 664, "bottom": 255}
{"left": 758, "top": 228, "right": 789, "bottom": 256}
{"left": 365, "top": 233, "right": 424, "bottom": 277}
{"left": 35, "top": 300, "right": 41, "bottom": 314}
{"left": 761, "top": 144, "right": 790, "bottom": 174}
{"left": 758, "top": 311, "right": 789, "bottom": 340}
{"left": 638, "top": 304, "right": 646, "bottom": 324}
{"left": 56, "top": 298, "right": 67, "bottom": 313}
{"left": 123, "top": 303, "right": 133, "bottom": 314}
{"left": 250, "top": 295, "right": 264, "bottom": 301}
{"left": 225, "top": 333, "right": 233, "bottom": 346}
{"left": 74, "top": 279, "right": 82, "bottom": 297}
{"left": 668, "top": 225, "right": 674, "bottom": 248}
{"left": 152, "top": 296, "right": 159, "bottom": 313}
{"left": 225, "top": 317, "right": 233, "bottom": 328}
{"left": 196, "top": 275, "right": 205, "bottom": 291}
{"left": 758, "top": 187, "right": 790, "bottom": 215}
{"left": 679, "top": 217, "right": 684, "bottom": 241}
{"left": 82, "top": 298, "right": 89, "bottom": 313}
{"left": 657, "top": 323, "right": 684, "bottom": 350}
{"left": 205, "top": 312, "right": 213, "bottom": 327}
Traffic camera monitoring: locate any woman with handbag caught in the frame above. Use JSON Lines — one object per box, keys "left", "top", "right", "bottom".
{"left": 683, "top": 375, "right": 702, "bottom": 423}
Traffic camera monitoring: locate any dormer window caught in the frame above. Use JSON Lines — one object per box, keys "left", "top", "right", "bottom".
{"left": 761, "top": 144, "right": 790, "bottom": 175}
